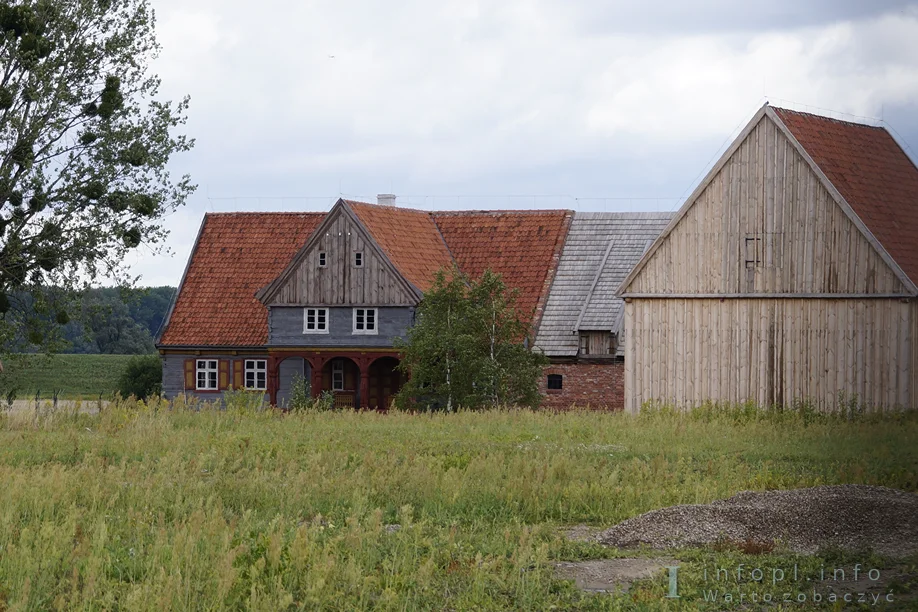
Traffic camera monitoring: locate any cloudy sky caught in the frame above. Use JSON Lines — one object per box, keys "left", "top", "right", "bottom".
{"left": 128, "top": 0, "right": 918, "bottom": 287}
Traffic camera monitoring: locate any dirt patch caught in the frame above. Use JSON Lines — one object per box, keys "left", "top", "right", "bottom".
{"left": 596, "top": 485, "right": 918, "bottom": 558}
{"left": 562, "top": 524, "right": 603, "bottom": 543}
{"left": 554, "top": 558, "right": 676, "bottom": 593}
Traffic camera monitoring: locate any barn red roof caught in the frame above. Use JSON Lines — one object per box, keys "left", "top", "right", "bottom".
{"left": 773, "top": 107, "right": 918, "bottom": 288}
{"left": 158, "top": 212, "right": 325, "bottom": 346}
{"left": 433, "top": 210, "right": 572, "bottom": 323}
{"left": 346, "top": 200, "right": 454, "bottom": 291}
{"left": 159, "top": 202, "right": 571, "bottom": 347}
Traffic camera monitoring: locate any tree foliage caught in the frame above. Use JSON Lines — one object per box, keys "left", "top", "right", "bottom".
{"left": 117, "top": 353, "right": 160, "bottom": 400}
{"left": 5, "top": 285, "right": 173, "bottom": 353}
{"left": 395, "top": 268, "right": 548, "bottom": 411}
{"left": 0, "top": 0, "right": 194, "bottom": 353}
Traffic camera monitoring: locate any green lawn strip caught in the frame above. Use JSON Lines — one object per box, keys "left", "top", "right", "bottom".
{"left": 1, "top": 353, "right": 134, "bottom": 400}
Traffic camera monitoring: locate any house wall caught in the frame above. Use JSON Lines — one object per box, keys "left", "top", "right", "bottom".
{"left": 268, "top": 306, "right": 414, "bottom": 347}
{"left": 161, "top": 354, "right": 269, "bottom": 403}
{"left": 623, "top": 298, "right": 915, "bottom": 412}
{"left": 626, "top": 116, "right": 909, "bottom": 296}
{"left": 270, "top": 209, "right": 417, "bottom": 306}
{"left": 540, "top": 362, "right": 624, "bottom": 410}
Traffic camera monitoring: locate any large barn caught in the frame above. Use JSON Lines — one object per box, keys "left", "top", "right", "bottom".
{"left": 618, "top": 104, "right": 918, "bottom": 412}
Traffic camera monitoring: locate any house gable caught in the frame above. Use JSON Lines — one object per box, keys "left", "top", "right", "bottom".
{"left": 258, "top": 200, "right": 420, "bottom": 306}
{"left": 619, "top": 107, "right": 913, "bottom": 297}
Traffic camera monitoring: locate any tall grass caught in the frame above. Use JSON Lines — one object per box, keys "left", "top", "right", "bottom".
{"left": 0, "top": 400, "right": 915, "bottom": 610}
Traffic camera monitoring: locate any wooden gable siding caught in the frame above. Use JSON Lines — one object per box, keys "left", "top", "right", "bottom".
{"left": 626, "top": 115, "right": 908, "bottom": 296}
{"left": 272, "top": 209, "right": 417, "bottom": 306}
{"left": 623, "top": 298, "right": 915, "bottom": 412}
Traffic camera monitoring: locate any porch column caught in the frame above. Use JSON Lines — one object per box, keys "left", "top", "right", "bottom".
{"left": 358, "top": 357, "right": 371, "bottom": 409}
{"left": 310, "top": 356, "right": 327, "bottom": 399}
{"left": 267, "top": 355, "right": 279, "bottom": 407}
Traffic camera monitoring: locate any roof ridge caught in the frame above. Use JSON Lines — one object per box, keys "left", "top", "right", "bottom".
{"left": 342, "top": 199, "right": 432, "bottom": 215}
{"left": 432, "top": 209, "right": 572, "bottom": 216}
{"left": 772, "top": 106, "right": 885, "bottom": 131}
{"left": 205, "top": 211, "right": 326, "bottom": 217}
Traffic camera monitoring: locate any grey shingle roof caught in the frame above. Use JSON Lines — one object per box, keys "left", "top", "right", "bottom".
{"left": 534, "top": 212, "right": 673, "bottom": 357}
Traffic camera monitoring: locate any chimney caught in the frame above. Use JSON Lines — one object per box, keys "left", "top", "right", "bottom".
{"left": 377, "top": 193, "right": 396, "bottom": 206}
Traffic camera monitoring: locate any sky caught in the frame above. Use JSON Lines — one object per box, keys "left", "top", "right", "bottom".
{"left": 126, "top": 0, "right": 918, "bottom": 287}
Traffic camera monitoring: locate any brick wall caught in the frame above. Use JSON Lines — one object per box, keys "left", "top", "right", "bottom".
{"left": 539, "top": 361, "right": 624, "bottom": 410}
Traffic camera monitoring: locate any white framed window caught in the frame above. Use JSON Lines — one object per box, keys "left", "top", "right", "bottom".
{"left": 304, "top": 308, "right": 329, "bottom": 333}
{"left": 196, "top": 360, "right": 218, "bottom": 390}
{"left": 332, "top": 360, "right": 344, "bottom": 391}
{"left": 244, "top": 360, "right": 267, "bottom": 390}
{"left": 353, "top": 308, "right": 377, "bottom": 334}
{"left": 318, "top": 252, "right": 327, "bottom": 267}
{"left": 354, "top": 251, "right": 363, "bottom": 267}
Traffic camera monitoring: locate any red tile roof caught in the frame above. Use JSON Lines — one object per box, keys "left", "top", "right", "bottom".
{"left": 159, "top": 203, "right": 572, "bottom": 347}
{"left": 158, "top": 212, "right": 325, "bottom": 346}
{"left": 774, "top": 107, "right": 918, "bottom": 288}
{"left": 433, "top": 210, "right": 572, "bottom": 323}
{"left": 346, "top": 200, "right": 455, "bottom": 291}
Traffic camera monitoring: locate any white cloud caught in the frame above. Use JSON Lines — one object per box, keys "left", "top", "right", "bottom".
{"left": 122, "top": 0, "right": 918, "bottom": 287}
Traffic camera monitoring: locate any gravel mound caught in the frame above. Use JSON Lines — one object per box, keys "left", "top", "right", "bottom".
{"left": 596, "top": 485, "right": 918, "bottom": 557}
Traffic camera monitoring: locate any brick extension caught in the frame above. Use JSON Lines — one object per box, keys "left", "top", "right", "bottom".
{"left": 539, "top": 362, "right": 625, "bottom": 410}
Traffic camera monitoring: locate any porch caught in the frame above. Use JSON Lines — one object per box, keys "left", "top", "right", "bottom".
{"left": 267, "top": 350, "right": 404, "bottom": 410}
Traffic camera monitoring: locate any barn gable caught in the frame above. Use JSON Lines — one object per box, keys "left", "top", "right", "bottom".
{"left": 257, "top": 200, "right": 420, "bottom": 306}
{"left": 619, "top": 105, "right": 916, "bottom": 297}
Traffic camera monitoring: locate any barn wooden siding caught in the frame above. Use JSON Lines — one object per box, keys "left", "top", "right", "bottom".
{"left": 626, "top": 116, "right": 910, "bottom": 296}
{"left": 272, "top": 211, "right": 416, "bottom": 306}
{"left": 623, "top": 298, "right": 915, "bottom": 412}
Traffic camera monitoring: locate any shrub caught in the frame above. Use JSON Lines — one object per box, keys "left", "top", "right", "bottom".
{"left": 287, "top": 373, "right": 312, "bottom": 411}
{"left": 117, "top": 354, "right": 162, "bottom": 401}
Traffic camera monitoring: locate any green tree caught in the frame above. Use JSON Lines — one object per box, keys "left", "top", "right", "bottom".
{"left": 117, "top": 353, "right": 160, "bottom": 400}
{"left": 0, "top": 0, "right": 194, "bottom": 354}
{"left": 396, "top": 268, "right": 548, "bottom": 411}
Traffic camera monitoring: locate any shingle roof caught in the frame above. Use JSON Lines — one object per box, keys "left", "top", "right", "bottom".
{"left": 534, "top": 212, "right": 672, "bottom": 357}
{"left": 158, "top": 212, "right": 325, "bottom": 346}
{"left": 773, "top": 107, "right": 918, "bottom": 288}
{"left": 159, "top": 203, "right": 573, "bottom": 347}
{"left": 346, "top": 200, "right": 455, "bottom": 291}
{"left": 433, "top": 210, "right": 571, "bottom": 326}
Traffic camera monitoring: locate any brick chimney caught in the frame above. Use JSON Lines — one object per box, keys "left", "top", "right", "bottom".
{"left": 377, "top": 193, "right": 396, "bottom": 206}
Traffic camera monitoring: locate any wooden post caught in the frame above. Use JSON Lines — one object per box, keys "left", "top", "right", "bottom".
{"left": 359, "top": 357, "right": 371, "bottom": 409}
{"left": 311, "top": 356, "right": 327, "bottom": 399}
{"left": 267, "top": 355, "right": 279, "bottom": 407}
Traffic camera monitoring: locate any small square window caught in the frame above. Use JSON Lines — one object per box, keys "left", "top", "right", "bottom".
{"left": 304, "top": 308, "right": 329, "bottom": 333}
{"left": 547, "top": 374, "right": 563, "bottom": 390}
{"left": 244, "top": 359, "right": 267, "bottom": 390}
{"left": 318, "top": 252, "right": 327, "bottom": 267}
{"left": 353, "top": 308, "right": 377, "bottom": 334}
{"left": 196, "top": 359, "right": 218, "bottom": 390}
{"left": 354, "top": 252, "right": 363, "bottom": 267}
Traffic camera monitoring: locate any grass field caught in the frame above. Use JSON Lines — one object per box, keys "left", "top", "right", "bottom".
{"left": 1, "top": 400, "right": 916, "bottom": 610}
{"left": 0, "top": 353, "right": 133, "bottom": 400}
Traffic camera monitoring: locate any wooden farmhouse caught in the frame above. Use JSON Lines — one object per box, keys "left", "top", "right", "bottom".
{"left": 618, "top": 104, "right": 918, "bottom": 412}
{"left": 157, "top": 198, "right": 669, "bottom": 409}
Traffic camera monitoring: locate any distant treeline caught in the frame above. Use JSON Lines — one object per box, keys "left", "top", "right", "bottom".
{"left": 11, "top": 287, "right": 176, "bottom": 355}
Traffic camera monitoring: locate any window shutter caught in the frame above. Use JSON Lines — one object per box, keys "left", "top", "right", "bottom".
{"left": 184, "top": 359, "right": 195, "bottom": 390}
{"left": 219, "top": 360, "right": 230, "bottom": 390}
{"left": 233, "top": 360, "right": 244, "bottom": 389}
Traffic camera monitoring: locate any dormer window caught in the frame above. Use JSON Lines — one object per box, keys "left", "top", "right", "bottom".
{"left": 354, "top": 252, "right": 363, "bottom": 267}
{"left": 318, "top": 252, "right": 327, "bottom": 267}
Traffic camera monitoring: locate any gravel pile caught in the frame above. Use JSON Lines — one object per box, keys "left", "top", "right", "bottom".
{"left": 596, "top": 485, "right": 918, "bottom": 558}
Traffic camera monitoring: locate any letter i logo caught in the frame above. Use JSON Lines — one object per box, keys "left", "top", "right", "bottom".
{"left": 665, "top": 566, "right": 680, "bottom": 599}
